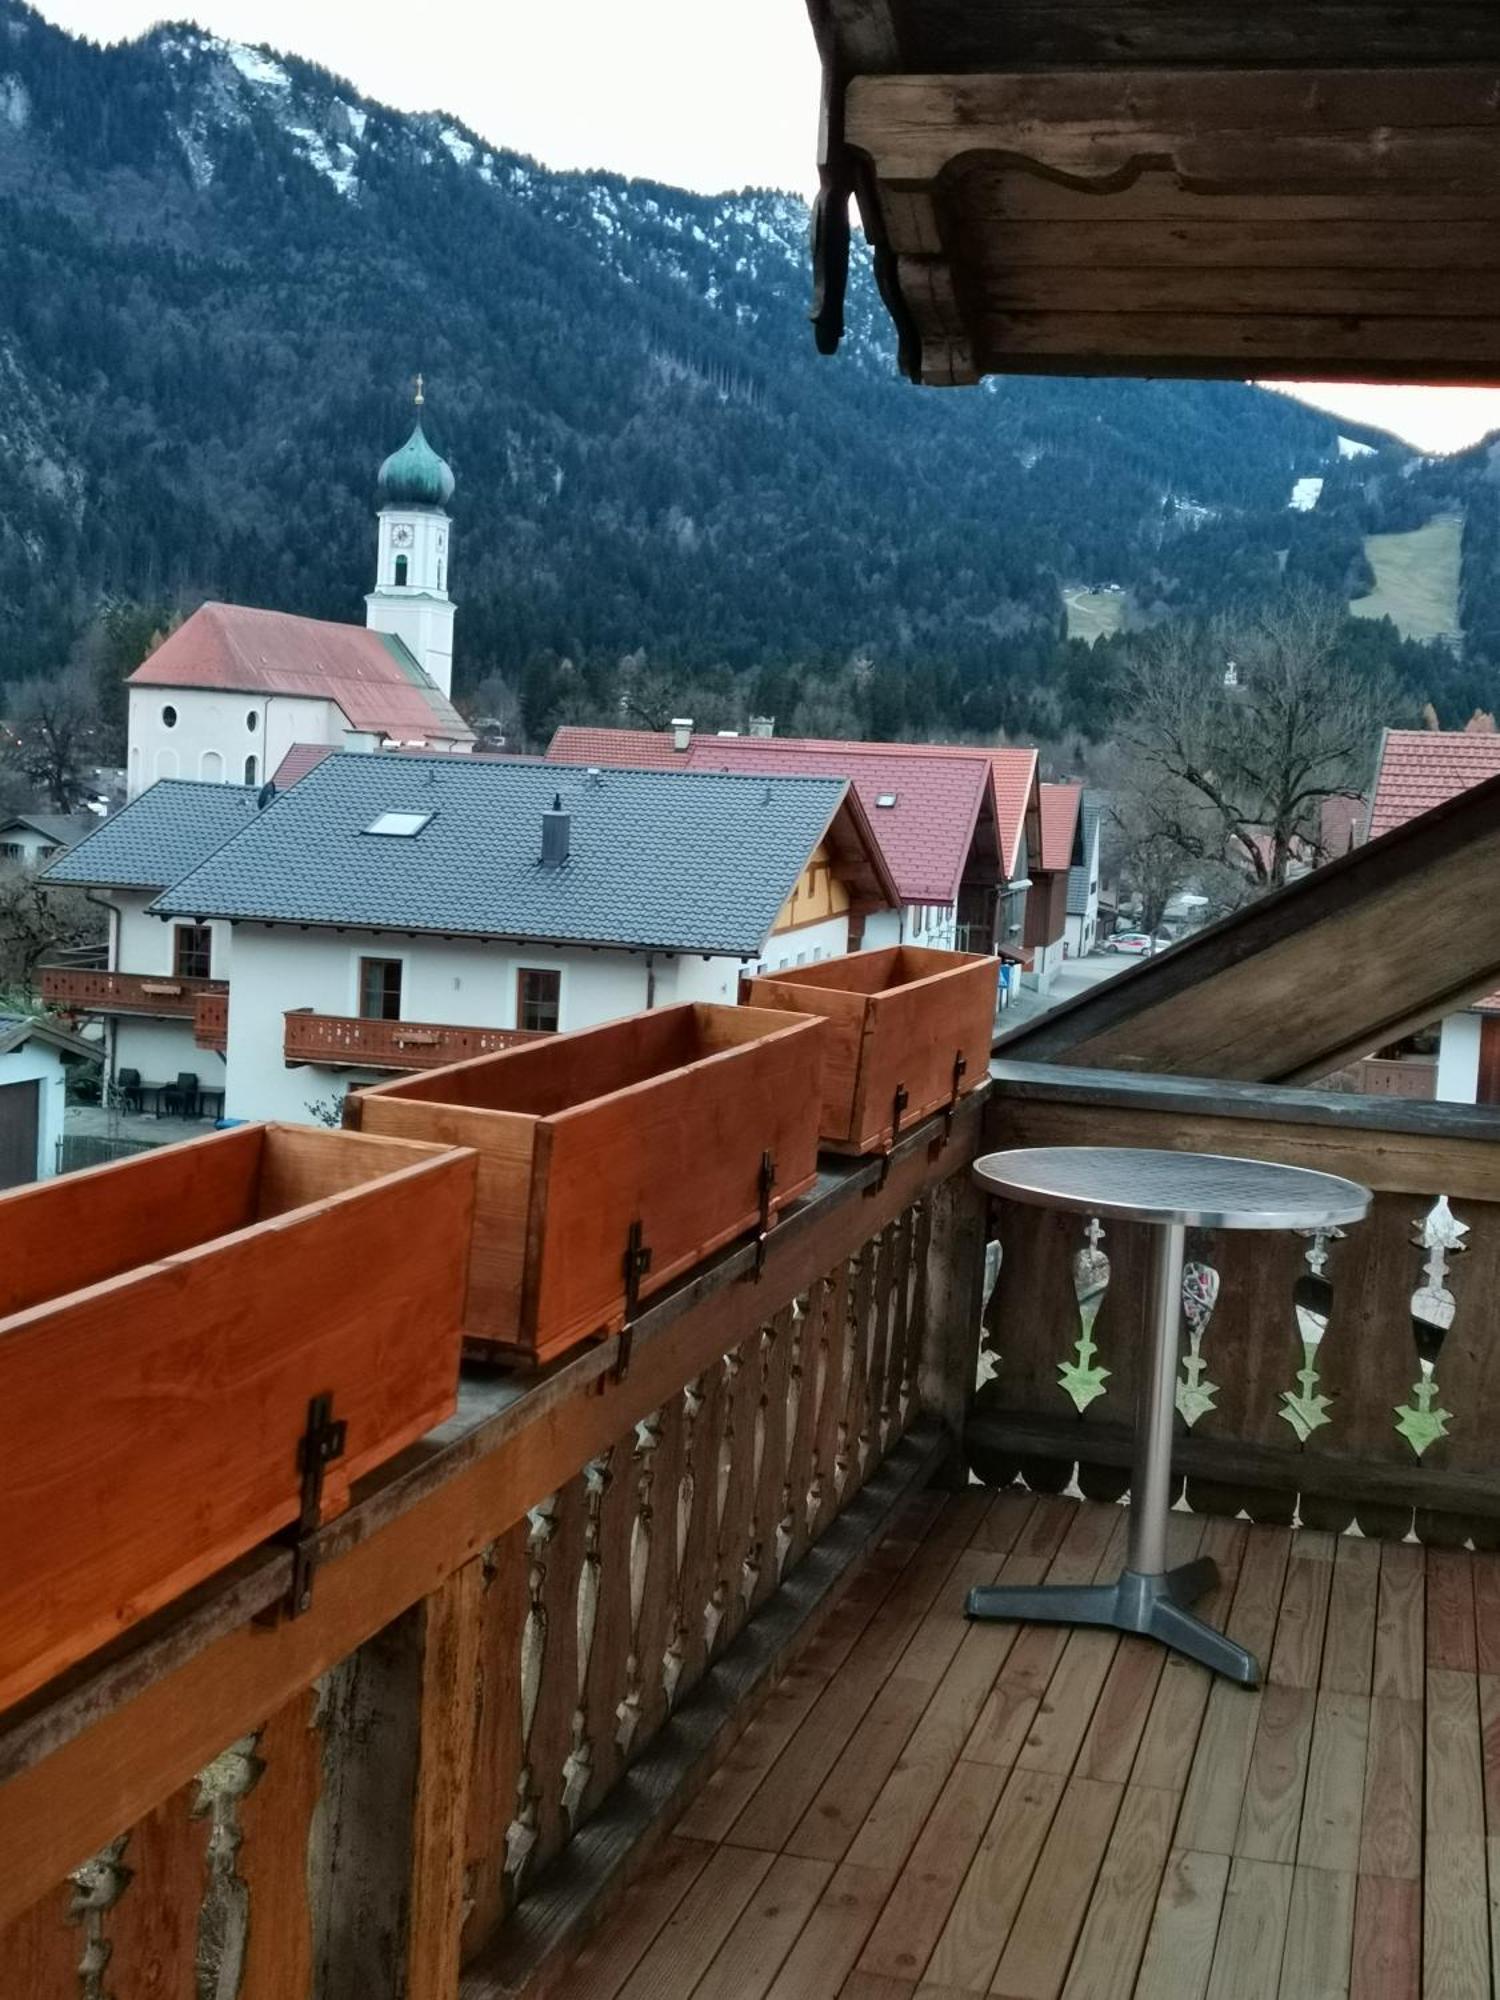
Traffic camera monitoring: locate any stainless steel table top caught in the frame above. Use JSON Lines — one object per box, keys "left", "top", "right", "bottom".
{"left": 973, "top": 1145, "right": 1371, "bottom": 1231}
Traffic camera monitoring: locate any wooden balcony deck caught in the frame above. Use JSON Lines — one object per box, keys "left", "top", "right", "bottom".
{"left": 40, "top": 966, "right": 227, "bottom": 1021}
{"left": 552, "top": 1488, "right": 1470, "bottom": 2000}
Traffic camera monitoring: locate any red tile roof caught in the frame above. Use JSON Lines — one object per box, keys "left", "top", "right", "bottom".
{"left": 131, "top": 603, "right": 474, "bottom": 745}
{"left": 548, "top": 725, "right": 680, "bottom": 768}
{"left": 1368, "top": 727, "right": 1500, "bottom": 1013}
{"left": 547, "top": 726, "right": 1043, "bottom": 900}
{"left": 987, "top": 749, "right": 1039, "bottom": 879}
{"left": 1367, "top": 728, "right": 1500, "bottom": 841}
{"left": 1037, "top": 782, "right": 1083, "bottom": 875}
{"left": 269, "top": 743, "right": 336, "bottom": 789}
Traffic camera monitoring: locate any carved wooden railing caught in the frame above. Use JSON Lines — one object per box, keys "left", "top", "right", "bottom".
{"left": 193, "top": 989, "right": 228, "bottom": 1052}
{"left": 285, "top": 1010, "right": 548, "bottom": 1071}
{"left": 0, "top": 1098, "right": 985, "bottom": 1999}
{"left": 972, "top": 1063, "right": 1500, "bottom": 1546}
{"left": 41, "top": 967, "right": 227, "bottom": 1019}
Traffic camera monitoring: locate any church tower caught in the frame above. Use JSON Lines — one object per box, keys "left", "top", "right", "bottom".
{"left": 365, "top": 379, "right": 457, "bottom": 697}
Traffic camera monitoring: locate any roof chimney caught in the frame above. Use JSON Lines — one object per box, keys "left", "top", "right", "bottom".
{"left": 541, "top": 792, "right": 571, "bottom": 868}
{"left": 670, "top": 718, "right": 693, "bottom": 753}
{"left": 749, "top": 715, "right": 775, "bottom": 738}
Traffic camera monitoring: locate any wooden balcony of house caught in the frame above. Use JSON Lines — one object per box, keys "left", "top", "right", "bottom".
{"left": 1324, "top": 1054, "right": 1438, "bottom": 1102}
{"left": 192, "top": 987, "right": 228, "bottom": 1053}
{"left": 284, "top": 1008, "right": 549, "bottom": 1071}
{"left": 40, "top": 965, "right": 228, "bottom": 1024}
{"left": 6, "top": 1049, "right": 1500, "bottom": 1999}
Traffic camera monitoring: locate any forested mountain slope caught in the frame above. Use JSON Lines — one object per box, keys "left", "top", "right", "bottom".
{"left": 0, "top": 0, "right": 1489, "bottom": 737}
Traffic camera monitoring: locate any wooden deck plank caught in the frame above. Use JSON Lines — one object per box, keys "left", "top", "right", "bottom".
{"left": 1350, "top": 1875, "right": 1420, "bottom": 2000}
{"left": 1425, "top": 1666, "right": 1490, "bottom": 2000}
{"left": 922, "top": 1768, "right": 1064, "bottom": 1991}
{"left": 856, "top": 1759, "right": 1008, "bottom": 1982}
{"left": 1297, "top": 1691, "right": 1370, "bottom": 1876}
{"left": 542, "top": 1493, "right": 1493, "bottom": 2000}
{"left": 691, "top": 1855, "right": 834, "bottom": 2000}
{"left": 1059, "top": 1784, "right": 1178, "bottom": 2000}
{"left": 1267, "top": 1533, "right": 1335, "bottom": 1690}
{"left": 1357, "top": 1695, "right": 1422, "bottom": 1882}
{"left": 987, "top": 1775, "right": 1123, "bottom": 1999}
{"left": 1372, "top": 1542, "right": 1425, "bottom": 1701}
{"left": 617, "top": 1845, "right": 776, "bottom": 2000}
{"left": 1278, "top": 1866, "right": 1355, "bottom": 2000}
{"left": 1133, "top": 1849, "right": 1231, "bottom": 2000}
{"left": 1320, "top": 1538, "right": 1380, "bottom": 1698}
{"left": 547, "top": 1837, "right": 718, "bottom": 2000}
{"left": 1204, "top": 1857, "right": 1294, "bottom": 2000}
{"left": 1426, "top": 1548, "right": 1478, "bottom": 1674}
{"left": 1234, "top": 1684, "right": 1316, "bottom": 1865}
{"left": 762, "top": 1861, "right": 896, "bottom": 2000}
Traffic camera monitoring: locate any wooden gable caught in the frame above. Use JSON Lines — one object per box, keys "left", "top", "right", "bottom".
{"left": 805, "top": 1, "right": 1500, "bottom": 384}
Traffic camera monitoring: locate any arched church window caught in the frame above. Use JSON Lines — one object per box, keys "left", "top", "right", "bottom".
{"left": 244, "top": 755, "right": 258, "bottom": 786}
{"left": 394, "top": 554, "right": 409, "bottom": 587}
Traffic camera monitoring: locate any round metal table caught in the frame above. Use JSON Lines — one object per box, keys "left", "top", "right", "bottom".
{"left": 969, "top": 1146, "right": 1372, "bottom": 1686}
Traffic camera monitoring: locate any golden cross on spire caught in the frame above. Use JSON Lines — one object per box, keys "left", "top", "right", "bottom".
{"left": 414, "top": 372, "right": 425, "bottom": 408}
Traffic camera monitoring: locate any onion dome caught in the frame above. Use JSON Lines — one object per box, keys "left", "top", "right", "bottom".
{"left": 377, "top": 385, "right": 455, "bottom": 508}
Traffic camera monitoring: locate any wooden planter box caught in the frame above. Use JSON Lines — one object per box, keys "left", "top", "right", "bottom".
{"left": 0, "top": 1122, "right": 476, "bottom": 1713}
{"left": 346, "top": 1003, "right": 827, "bottom": 1366}
{"left": 743, "top": 946, "right": 998, "bottom": 1153}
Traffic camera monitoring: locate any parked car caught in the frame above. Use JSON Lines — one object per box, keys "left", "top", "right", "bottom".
{"left": 1102, "top": 931, "right": 1171, "bottom": 955}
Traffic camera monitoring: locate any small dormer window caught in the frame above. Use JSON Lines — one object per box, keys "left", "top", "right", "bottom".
{"left": 394, "top": 554, "right": 409, "bottom": 587}
{"left": 364, "top": 811, "right": 433, "bottom": 837}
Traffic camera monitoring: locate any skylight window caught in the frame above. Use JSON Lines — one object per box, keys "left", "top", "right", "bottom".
{"left": 875, "top": 793, "right": 898, "bottom": 808}
{"left": 364, "top": 811, "right": 434, "bottom": 837}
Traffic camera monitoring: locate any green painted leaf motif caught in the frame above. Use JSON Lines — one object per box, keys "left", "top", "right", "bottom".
{"left": 1060, "top": 1218, "right": 1111, "bottom": 1414}
{"left": 1395, "top": 1363, "right": 1452, "bottom": 1458}
{"left": 1280, "top": 1339, "right": 1333, "bottom": 1442}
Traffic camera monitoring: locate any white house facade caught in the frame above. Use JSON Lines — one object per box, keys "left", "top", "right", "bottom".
{"left": 141, "top": 754, "right": 898, "bottom": 1122}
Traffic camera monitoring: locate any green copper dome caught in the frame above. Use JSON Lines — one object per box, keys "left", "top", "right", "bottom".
{"left": 377, "top": 418, "right": 455, "bottom": 510}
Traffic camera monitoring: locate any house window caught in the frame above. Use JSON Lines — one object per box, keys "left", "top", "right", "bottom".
{"left": 394, "top": 554, "right": 409, "bottom": 587}
{"left": 517, "top": 967, "right": 561, "bottom": 1032}
{"left": 359, "top": 957, "right": 403, "bottom": 1021}
{"left": 244, "top": 755, "right": 258, "bottom": 786}
{"left": 162, "top": 704, "right": 177, "bottom": 728}
{"left": 246, "top": 710, "right": 258, "bottom": 732}
{"left": 174, "top": 925, "right": 212, "bottom": 980}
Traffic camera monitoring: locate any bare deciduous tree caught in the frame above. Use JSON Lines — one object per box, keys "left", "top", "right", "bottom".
{"left": 2, "top": 665, "right": 102, "bottom": 811}
{"left": 1119, "top": 590, "right": 1394, "bottom": 895}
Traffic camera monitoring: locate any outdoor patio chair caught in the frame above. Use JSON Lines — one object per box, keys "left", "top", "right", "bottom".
{"left": 162, "top": 1072, "right": 200, "bottom": 1119}
{"left": 116, "top": 1068, "right": 144, "bottom": 1114}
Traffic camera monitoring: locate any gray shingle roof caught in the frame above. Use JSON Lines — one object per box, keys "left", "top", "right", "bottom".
{"left": 1067, "top": 795, "right": 1105, "bottom": 917}
{"left": 41, "top": 781, "right": 260, "bottom": 891}
{"left": 152, "top": 754, "right": 853, "bottom": 955}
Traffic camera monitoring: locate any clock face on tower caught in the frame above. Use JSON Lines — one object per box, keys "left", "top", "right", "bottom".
{"left": 391, "top": 524, "right": 415, "bottom": 549}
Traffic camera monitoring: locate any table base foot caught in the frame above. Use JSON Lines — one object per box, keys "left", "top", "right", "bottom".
{"left": 965, "top": 1560, "right": 1259, "bottom": 1687}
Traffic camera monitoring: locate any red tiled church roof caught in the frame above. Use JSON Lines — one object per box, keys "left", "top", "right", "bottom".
{"left": 131, "top": 603, "right": 474, "bottom": 746}
{"left": 1366, "top": 728, "right": 1500, "bottom": 841}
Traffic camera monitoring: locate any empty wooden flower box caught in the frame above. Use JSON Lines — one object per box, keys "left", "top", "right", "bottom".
{"left": 346, "top": 1002, "right": 827, "bottom": 1366}
{"left": 0, "top": 1121, "right": 476, "bottom": 1713}
{"left": 743, "top": 946, "right": 998, "bottom": 1153}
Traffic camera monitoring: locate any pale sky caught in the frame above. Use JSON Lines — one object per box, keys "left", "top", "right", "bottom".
{"left": 28, "top": 1, "right": 1500, "bottom": 456}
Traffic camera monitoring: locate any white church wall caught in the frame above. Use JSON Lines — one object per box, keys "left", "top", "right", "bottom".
{"left": 128, "top": 689, "right": 338, "bottom": 798}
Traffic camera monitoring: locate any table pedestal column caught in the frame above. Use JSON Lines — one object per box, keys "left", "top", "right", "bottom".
{"left": 965, "top": 1219, "right": 1260, "bottom": 1687}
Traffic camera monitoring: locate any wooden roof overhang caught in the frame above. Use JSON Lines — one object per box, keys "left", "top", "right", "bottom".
{"left": 804, "top": 2, "right": 1500, "bottom": 384}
